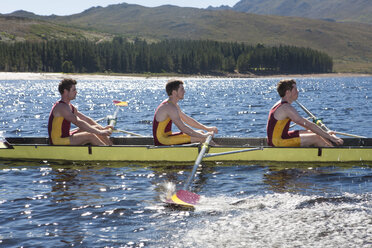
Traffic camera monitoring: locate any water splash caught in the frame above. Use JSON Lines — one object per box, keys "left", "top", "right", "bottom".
{"left": 157, "top": 181, "right": 176, "bottom": 202}
{"left": 157, "top": 193, "right": 371, "bottom": 248}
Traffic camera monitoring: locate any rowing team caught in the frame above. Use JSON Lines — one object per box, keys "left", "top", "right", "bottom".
{"left": 48, "top": 78, "right": 344, "bottom": 147}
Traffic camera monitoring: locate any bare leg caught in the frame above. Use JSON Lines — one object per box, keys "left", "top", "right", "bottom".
{"left": 97, "top": 134, "right": 113, "bottom": 146}
{"left": 190, "top": 136, "right": 205, "bottom": 143}
{"left": 70, "top": 132, "right": 108, "bottom": 146}
{"left": 190, "top": 136, "right": 216, "bottom": 146}
{"left": 300, "top": 132, "right": 333, "bottom": 147}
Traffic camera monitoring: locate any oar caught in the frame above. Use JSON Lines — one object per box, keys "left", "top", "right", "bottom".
{"left": 108, "top": 100, "right": 128, "bottom": 128}
{"left": 69, "top": 101, "right": 127, "bottom": 134}
{"left": 166, "top": 137, "right": 264, "bottom": 207}
{"left": 168, "top": 135, "right": 213, "bottom": 207}
{"left": 204, "top": 147, "right": 263, "bottom": 158}
{"left": 331, "top": 131, "right": 366, "bottom": 138}
{"left": 184, "top": 135, "right": 213, "bottom": 191}
{"left": 109, "top": 101, "right": 144, "bottom": 137}
{"left": 295, "top": 100, "right": 329, "bottom": 131}
{"left": 95, "top": 116, "right": 108, "bottom": 123}
{"left": 113, "top": 129, "right": 143, "bottom": 137}
{"left": 295, "top": 100, "right": 366, "bottom": 138}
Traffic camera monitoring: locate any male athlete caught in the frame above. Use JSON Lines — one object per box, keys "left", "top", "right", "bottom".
{"left": 153, "top": 79, "right": 218, "bottom": 146}
{"left": 267, "top": 79, "right": 343, "bottom": 147}
{"left": 48, "top": 78, "right": 113, "bottom": 145}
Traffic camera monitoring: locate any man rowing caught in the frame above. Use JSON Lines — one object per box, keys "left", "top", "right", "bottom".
{"left": 48, "top": 78, "right": 113, "bottom": 146}
{"left": 153, "top": 79, "right": 218, "bottom": 146}
{"left": 267, "top": 79, "right": 343, "bottom": 147}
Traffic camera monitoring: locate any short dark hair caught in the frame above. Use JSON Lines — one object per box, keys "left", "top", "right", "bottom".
{"left": 58, "top": 78, "right": 77, "bottom": 95}
{"left": 165, "top": 79, "right": 183, "bottom": 96}
{"left": 277, "top": 79, "right": 296, "bottom": 97}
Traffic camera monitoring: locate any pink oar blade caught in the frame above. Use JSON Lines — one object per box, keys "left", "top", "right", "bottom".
{"left": 168, "top": 190, "right": 200, "bottom": 207}
{"left": 113, "top": 100, "right": 128, "bottom": 106}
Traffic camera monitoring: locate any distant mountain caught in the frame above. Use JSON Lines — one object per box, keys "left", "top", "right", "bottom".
{"left": 5, "top": 10, "right": 39, "bottom": 19}
{"left": 232, "top": 0, "right": 372, "bottom": 24}
{"left": 207, "top": 5, "right": 232, "bottom": 11}
{"left": 0, "top": 15, "right": 111, "bottom": 42}
{"left": 3, "top": 3, "right": 372, "bottom": 73}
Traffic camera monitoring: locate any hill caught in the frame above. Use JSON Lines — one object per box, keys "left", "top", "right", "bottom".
{"left": 231, "top": 0, "right": 372, "bottom": 24}
{"left": 3, "top": 3, "right": 372, "bottom": 73}
{"left": 0, "top": 15, "right": 112, "bottom": 42}
{"left": 48, "top": 4, "right": 372, "bottom": 73}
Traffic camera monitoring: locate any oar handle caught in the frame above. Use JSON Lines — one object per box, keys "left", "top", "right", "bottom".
{"left": 108, "top": 113, "right": 117, "bottom": 131}
{"left": 183, "top": 135, "right": 213, "bottom": 191}
{"left": 108, "top": 100, "right": 128, "bottom": 130}
{"left": 108, "top": 117, "right": 117, "bottom": 127}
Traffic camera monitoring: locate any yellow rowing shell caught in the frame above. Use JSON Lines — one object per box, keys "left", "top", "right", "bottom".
{"left": 1, "top": 137, "right": 371, "bottom": 163}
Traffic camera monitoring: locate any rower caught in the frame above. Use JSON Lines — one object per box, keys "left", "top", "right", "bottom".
{"left": 153, "top": 79, "right": 218, "bottom": 146}
{"left": 266, "top": 79, "right": 343, "bottom": 147}
{"left": 48, "top": 78, "right": 113, "bottom": 146}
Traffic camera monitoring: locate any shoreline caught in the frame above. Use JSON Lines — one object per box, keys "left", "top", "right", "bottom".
{"left": 0, "top": 72, "right": 370, "bottom": 80}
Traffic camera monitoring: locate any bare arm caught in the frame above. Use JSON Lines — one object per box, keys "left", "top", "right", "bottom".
{"left": 58, "top": 105, "right": 111, "bottom": 136}
{"left": 177, "top": 106, "right": 218, "bottom": 134}
{"left": 74, "top": 107, "right": 113, "bottom": 131}
{"left": 75, "top": 109, "right": 100, "bottom": 127}
{"left": 284, "top": 104, "right": 343, "bottom": 145}
{"left": 167, "top": 105, "right": 210, "bottom": 139}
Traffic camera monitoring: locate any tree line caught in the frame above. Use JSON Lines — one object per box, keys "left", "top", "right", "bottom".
{"left": 0, "top": 38, "right": 333, "bottom": 74}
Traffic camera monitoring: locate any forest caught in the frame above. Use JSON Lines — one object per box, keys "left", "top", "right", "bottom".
{"left": 0, "top": 38, "right": 333, "bottom": 74}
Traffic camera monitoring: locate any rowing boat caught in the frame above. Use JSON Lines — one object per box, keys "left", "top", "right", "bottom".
{"left": 1, "top": 137, "right": 371, "bottom": 163}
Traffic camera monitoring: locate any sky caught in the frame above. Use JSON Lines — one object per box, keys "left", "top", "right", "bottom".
{"left": 1, "top": 1, "right": 240, "bottom": 16}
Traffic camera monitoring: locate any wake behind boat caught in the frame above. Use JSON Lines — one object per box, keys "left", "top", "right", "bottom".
{"left": 1, "top": 136, "right": 371, "bottom": 163}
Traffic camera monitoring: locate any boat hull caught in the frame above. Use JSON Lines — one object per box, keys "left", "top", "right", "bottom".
{"left": 1, "top": 137, "right": 371, "bottom": 163}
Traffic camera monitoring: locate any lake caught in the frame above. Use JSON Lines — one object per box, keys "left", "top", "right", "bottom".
{"left": 0, "top": 76, "right": 371, "bottom": 247}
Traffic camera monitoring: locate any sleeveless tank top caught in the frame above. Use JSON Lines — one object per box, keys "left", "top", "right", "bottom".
{"left": 153, "top": 100, "right": 173, "bottom": 146}
{"left": 48, "top": 101, "right": 75, "bottom": 144}
{"left": 267, "top": 101, "right": 299, "bottom": 147}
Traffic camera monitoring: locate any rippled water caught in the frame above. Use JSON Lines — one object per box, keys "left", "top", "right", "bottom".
{"left": 0, "top": 77, "right": 371, "bottom": 247}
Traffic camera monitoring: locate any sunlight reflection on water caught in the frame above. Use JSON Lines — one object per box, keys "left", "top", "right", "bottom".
{"left": 0, "top": 76, "right": 371, "bottom": 247}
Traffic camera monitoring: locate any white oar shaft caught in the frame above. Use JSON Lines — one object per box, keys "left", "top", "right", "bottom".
{"left": 295, "top": 100, "right": 330, "bottom": 131}
{"left": 114, "top": 129, "right": 143, "bottom": 137}
{"left": 109, "top": 106, "right": 120, "bottom": 127}
{"left": 295, "top": 100, "right": 317, "bottom": 119}
{"left": 333, "top": 131, "right": 366, "bottom": 138}
{"left": 183, "top": 135, "right": 213, "bottom": 191}
{"left": 204, "top": 147, "right": 263, "bottom": 158}
{"left": 95, "top": 117, "right": 107, "bottom": 123}
{"left": 296, "top": 101, "right": 365, "bottom": 138}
